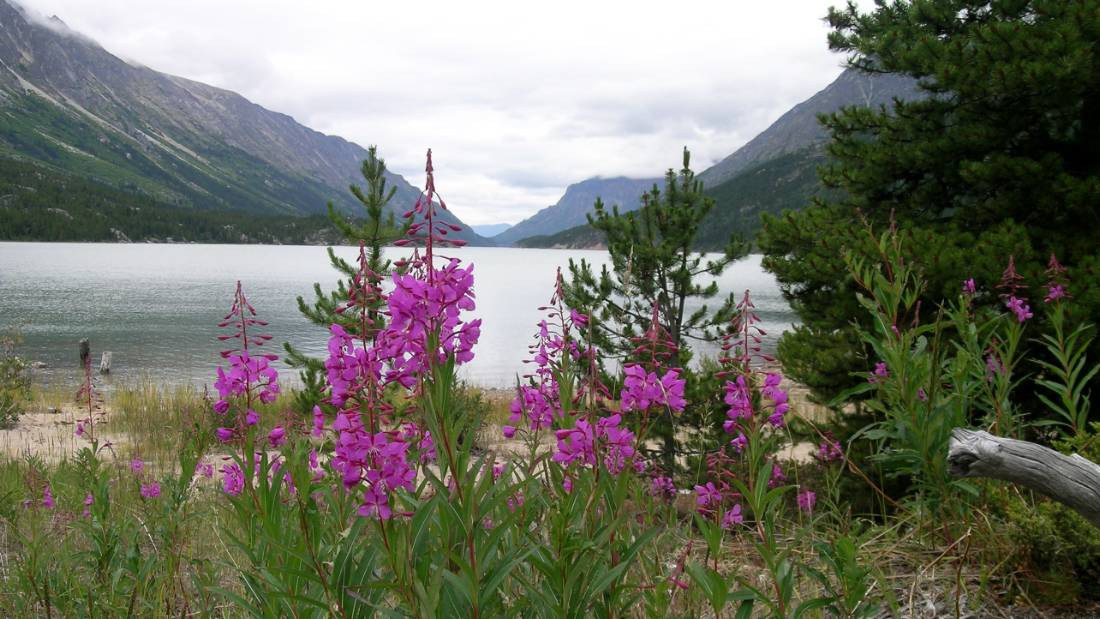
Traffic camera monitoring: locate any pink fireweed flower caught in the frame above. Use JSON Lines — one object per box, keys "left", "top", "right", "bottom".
{"left": 42, "top": 484, "right": 54, "bottom": 509}
{"left": 377, "top": 259, "right": 481, "bottom": 386}
{"left": 650, "top": 475, "right": 676, "bottom": 500}
{"left": 797, "top": 489, "right": 817, "bottom": 513}
{"left": 868, "top": 362, "right": 889, "bottom": 383}
{"left": 768, "top": 463, "right": 786, "bottom": 489}
{"left": 506, "top": 383, "right": 561, "bottom": 437}
{"left": 222, "top": 463, "right": 244, "bottom": 496}
{"left": 130, "top": 458, "right": 144, "bottom": 474}
{"left": 1005, "top": 296, "right": 1033, "bottom": 323}
{"left": 730, "top": 433, "right": 748, "bottom": 453}
{"left": 140, "top": 482, "right": 161, "bottom": 499}
{"left": 82, "top": 493, "right": 94, "bottom": 517}
{"left": 308, "top": 449, "right": 324, "bottom": 481}
{"left": 1044, "top": 254, "right": 1071, "bottom": 303}
{"left": 324, "top": 324, "right": 384, "bottom": 407}
{"left": 721, "top": 504, "right": 744, "bottom": 529}
{"left": 570, "top": 309, "right": 588, "bottom": 326}
{"left": 245, "top": 409, "right": 260, "bottom": 426}
{"left": 312, "top": 405, "right": 325, "bottom": 437}
{"left": 723, "top": 375, "right": 752, "bottom": 432}
{"left": 816, "top": 440, "right": 844, "bottom": 463}
{"left": 761, "top": 372, "right": 789, "bottom": 427}
{"left": 962, "top": 278, "right": 976, "bottom": 295}
{"left": 599, "top": 415, "right": 637, "bottom": 474}
{"left": 268, "top": 426, "right": 286, "bottom": 448}
{"left": 552, "top": 415, "right": 637, "bottom": 475}
{"left": 400, "top": 422, "right": 436, "bottom": 463}
{"left": 197, "top": 460, "right": 214, "bottom": 479}
{"left": 330, "top": 410, "right": 416, "bottom": 519}
{"left": 693, "top": 482, "right": 721, "bottom": 511}
{"left": 619, "top": 365, "right": 687, "bottom": 413}
{"left": 215, "top": 427, "right": 235, "bottom": 443}
{"left": 214, "top": 351, "right": 280, "bottom": 405}
{"left": 553, "top": 420, "right": 597, "bottom": 468}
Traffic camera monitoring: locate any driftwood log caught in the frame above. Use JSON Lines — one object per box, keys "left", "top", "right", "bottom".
{"left": 947, "top": 428, "right": 1100, "bottom": 529}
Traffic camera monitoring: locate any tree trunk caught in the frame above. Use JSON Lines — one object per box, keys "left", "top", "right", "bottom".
{"left": 947, "top": 428, "right": 1100, "bottom": 530}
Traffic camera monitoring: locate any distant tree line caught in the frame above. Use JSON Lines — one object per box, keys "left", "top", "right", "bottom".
{"left": 0, "top": 158, "right": 342, "bottom": 244}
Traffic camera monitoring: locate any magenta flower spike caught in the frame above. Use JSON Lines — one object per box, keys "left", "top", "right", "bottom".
{"left": 1044, "top": 253, "right": 1071, "bottom": 303}
{"left": 140, "top": 482, "right": 161, "bottom": 499}
{"left": 797, "top": 489, "right": 816, "bottom": 512}
{"left": 218, "top": 280, "right": 276, "bottom": 360}
{"left": 997, "top": 256, "right": 1027, "bottom": 300}
{"left": 721, "top": 289, "right": 771, "bottom": 370}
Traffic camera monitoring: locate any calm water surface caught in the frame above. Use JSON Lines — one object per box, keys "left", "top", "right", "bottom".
{"left": 0, "top": 243, "right": 796, "bottom": 389}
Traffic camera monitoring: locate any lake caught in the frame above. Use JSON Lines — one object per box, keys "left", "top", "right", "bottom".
{"left": 0, "top": 243, "right": 795, "bottom": 389}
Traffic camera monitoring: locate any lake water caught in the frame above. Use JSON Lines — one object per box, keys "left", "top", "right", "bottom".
{"left": 0, "top": 243, "right": 796, "bottom": 389}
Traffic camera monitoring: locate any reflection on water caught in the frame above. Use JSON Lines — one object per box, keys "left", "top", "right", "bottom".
{"left": 0, "top": 243, "right": 796, "bottom": 389}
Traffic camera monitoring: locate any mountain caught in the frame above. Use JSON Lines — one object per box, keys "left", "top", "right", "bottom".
{"left": 471, "top": 223, "right": 512, "bottom": 237}
{"left": 492, "top": 176, "right": 659, "bottom": 246}
{"left": 697, "top": 68, "right": 919, "bottom": 188}
{"left": 519, "top": 69, "right": 920, "bottom": 250}
{"left": 0, "top": 1, "right": 488, "bottom": 244}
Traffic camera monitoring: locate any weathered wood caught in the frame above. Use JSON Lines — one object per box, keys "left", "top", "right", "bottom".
{"left": 947, "top": 428, "right": 1100, "bottom": 529}
{"left": 99, "top": 351, "right": 111, "bottom": 374}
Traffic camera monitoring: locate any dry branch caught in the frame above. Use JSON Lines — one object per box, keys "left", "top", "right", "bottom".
{"left": 947, "top": 428, "right": 1100, "bottom": 529}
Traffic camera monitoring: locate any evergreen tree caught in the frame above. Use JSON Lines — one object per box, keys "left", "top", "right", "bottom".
{"left": 565, "top": 148, "right": 748, "bottom": 367}
{"left": 759, "top": 0, "right": 1100, "bottom": 403}
{"left": 283, "top": 146, "right": 407, "bottom": 413}
{"left": 564, "top": 149, "right": 748, "bottom": 472}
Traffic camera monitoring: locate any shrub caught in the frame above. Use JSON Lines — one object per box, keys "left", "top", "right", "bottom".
{"left": 0, "top": 325, "right": 30, "bottom": 428}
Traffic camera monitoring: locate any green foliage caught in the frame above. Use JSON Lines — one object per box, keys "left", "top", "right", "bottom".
{"left": 0, "top": 157, "right": 340, "bottom": 243}
{"left": 697, "top": 147, "right": 830, "bottom": 251}
{"left": 760, "top": 0, "right": 1100, "bottom": 406}
{"left": 564, "top": 148, "right": 748, "bottom": 365}
{"left": 0, "top": 90, "right": 358, "bottom": 217}
{"left": 284, "top": 145, "right": 409, "bottom": 414}
{"left": 0, "top": 325, "right": 29, "bottom": 428}
{"left": 1033, "top": 303, "right": 1098, "bottom": 438}
{"left": 1004, "top": 488, "right": 1100, "bottom": 603}
{"left": 841, "top": 228, "right": 979, "bottom": 517}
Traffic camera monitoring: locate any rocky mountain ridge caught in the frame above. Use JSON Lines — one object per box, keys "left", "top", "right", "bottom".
{"left": 0, "top": 1, "right": 487, "bottom": 243}
{"left": 492, "top": 175, "right": 658, "bottom": 246}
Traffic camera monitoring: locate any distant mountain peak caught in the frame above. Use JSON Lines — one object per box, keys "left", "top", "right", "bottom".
{"left": 0, "top": 0, "right": 489, "bottom": 243}
{"left": 698, "top": 68, "right": 919, "bottom": 188}
{"left": 494, "top": 175, "right": 659, "bottom": 246}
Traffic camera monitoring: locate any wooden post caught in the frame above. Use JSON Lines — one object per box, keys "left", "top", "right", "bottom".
{"left": 948, "top": 428, "right": 1100, "bottom": 530}
{"left": 99, "top": 351, "right": 111, "bottom": 374}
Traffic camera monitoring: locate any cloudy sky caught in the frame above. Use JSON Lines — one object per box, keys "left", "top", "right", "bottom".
{"left": 18, "top": 0, "right": 853, "bottom": 226}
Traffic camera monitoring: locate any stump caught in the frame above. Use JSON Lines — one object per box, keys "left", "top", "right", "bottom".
{"left": 947, "top": 428, "right": 1100, "bottom": 529}
{"left": 99, "top": 351, "right": 111, "bottom": 374}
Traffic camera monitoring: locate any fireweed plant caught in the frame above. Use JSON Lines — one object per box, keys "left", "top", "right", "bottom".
{"left": 680, "top": 290, "right": 860, "bottom": 618}
{"left": 208, "top": 153, "right": 883, "bottom": 617}
{"left": 841, "top": 225, "right": 1097, "bottom": 530}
